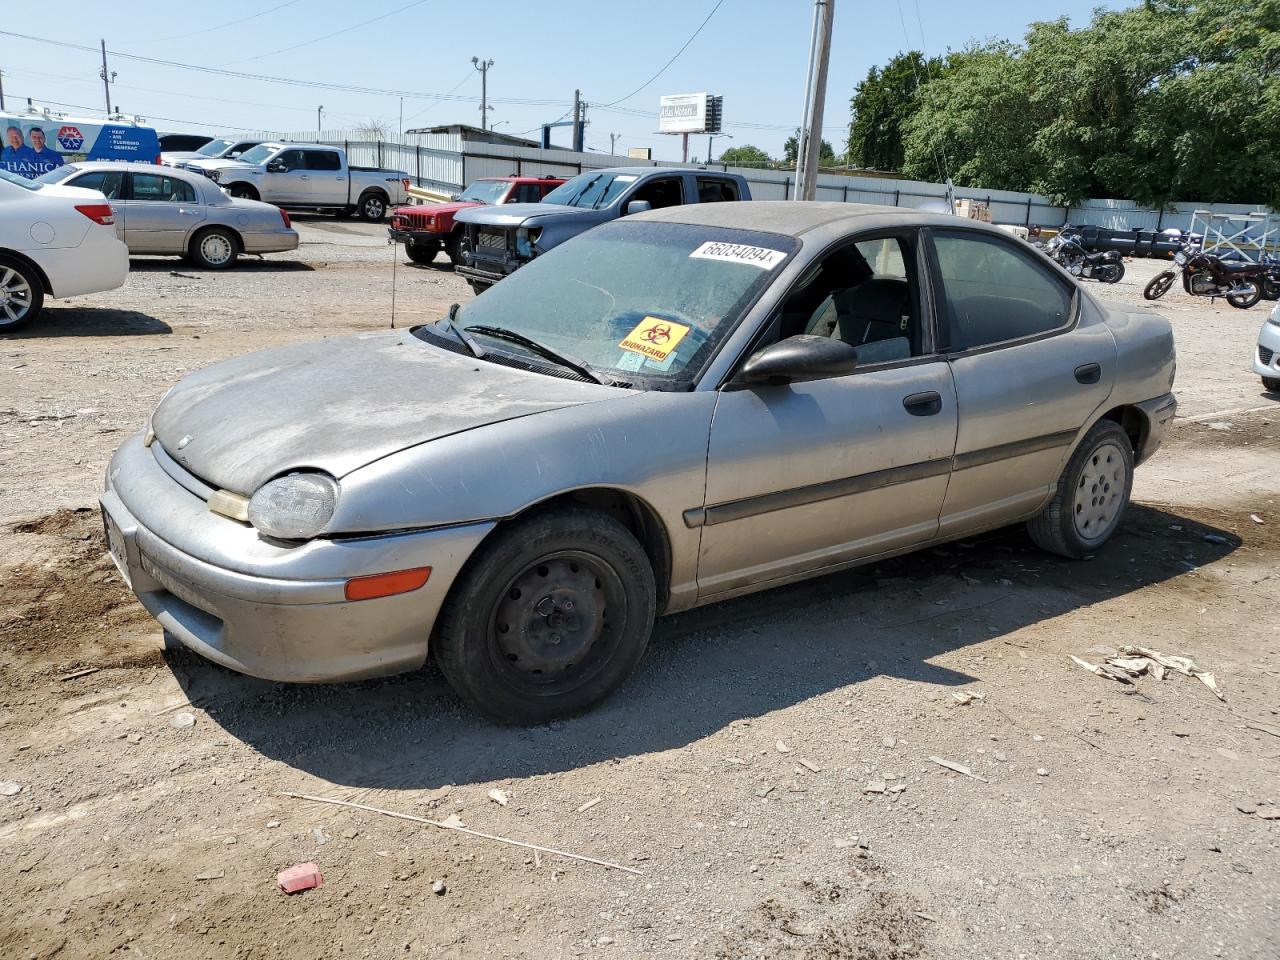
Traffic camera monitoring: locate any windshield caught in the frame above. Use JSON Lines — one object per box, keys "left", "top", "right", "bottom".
{"left": 236, "top": 144, "right": 278, "bottom": 165}
{"left": 541, "top": 171, "right": 640, "bottom": 210}
{"left": 456, "top": 179, "right": 511, "bottom": 205}
{"left": 423, "top": 221, "right": 796, "bottom": 386}
{"left": 0, "top": 168, "right": 42, "bottom": 191}
{"left": 34, "top": 165, "right": 78, "bottom": 185}
{"left": 196, "top": 138, "right": 235, "bottom": 157}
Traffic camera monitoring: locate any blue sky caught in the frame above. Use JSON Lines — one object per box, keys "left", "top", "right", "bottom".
{"left": 0, "top": 0, "right": 1127, "bottom": 162}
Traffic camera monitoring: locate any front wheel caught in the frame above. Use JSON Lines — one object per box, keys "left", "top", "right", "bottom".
{"left": 444, "top": 231, "right": 463, "bottom": 266}
{"left": 357, "top": 191, "right": 387, "bottom": 222}
{"left": 1263, "top": 376, "right": 1280, "bottom": 392}
{"left": 0, "top": 257, "right": 43, "bottom": 332}
{"left": 434, "top": 507, "right": 657, "bottom": 724}
{"left": 226, "top": 184, "right": 258, "bottom": 201}
{"left": 1027, "top": 420, "right": 1134, "bottom": 559}
{"left": 1226, "top": 282, "right": 1261, "bottom": 309}
{"left": 1096, "top": 262, "right": 1124, "bottom": 284}
{"left": 1143, "top": 271, "right": 1176, "bottom": 300}
{"left": 405, "top": 242, "right": 438, "bottom": 265}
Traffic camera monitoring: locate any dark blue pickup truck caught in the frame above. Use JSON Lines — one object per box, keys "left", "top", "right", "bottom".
{"left": 455, "top": 166, "right": 751, "bottom": 292}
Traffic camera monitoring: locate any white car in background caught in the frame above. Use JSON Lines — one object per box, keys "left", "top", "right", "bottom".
{"left": 1258, "top": 304, "right": 1280, "bottom": 392}
{"left": 0, "top": 168, "right": 129, "bottom": 332}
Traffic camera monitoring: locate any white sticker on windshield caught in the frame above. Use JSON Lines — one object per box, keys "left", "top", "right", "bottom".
{"left": 614, "top": 175, "right": 638, "bottom": 183}
{"left": 689, "top": 241, "right": 787, "bottom": 270}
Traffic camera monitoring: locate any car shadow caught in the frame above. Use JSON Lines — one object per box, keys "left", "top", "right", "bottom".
{"left": 127, "top": 259, "right": 315, "bottom": 273}
{"left": 3, "top": 308, "right": 171, "bottom": 338}
{"left": 165, "top": 502, "right": 1241, "bottom": 791}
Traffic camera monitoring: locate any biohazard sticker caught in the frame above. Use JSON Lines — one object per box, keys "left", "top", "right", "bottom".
{"left": 618, "top": 316, "right": 691, "bottom": 362}
{"left": 689, "top": 241, "right": 787, "bottom": 269}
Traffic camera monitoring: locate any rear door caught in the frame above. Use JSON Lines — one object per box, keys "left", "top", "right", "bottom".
{"left": 928, "top": 228, "right": 1117, "bottom": 537}
{"left": 695, "top": 176, "right": 741, "bottom": 203}
{"left": 119, "top": 172, "right": 204, "bottom": 253}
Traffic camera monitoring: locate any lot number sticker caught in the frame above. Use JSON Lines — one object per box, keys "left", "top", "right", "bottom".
{"left": 690, "top": 241, "right": 787, "bottom": 269}
{"left": 619, "top": 316, "right": 691, "bottom": 362}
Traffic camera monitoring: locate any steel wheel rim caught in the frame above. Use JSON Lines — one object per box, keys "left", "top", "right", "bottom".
{"left": 0, "top": 267, "right": 33, "bottom": 325}
{"left": 200, "top": 233, "right": 233, "bottom": 265}
{"left": 364, "top": 197, "right": 384, "bottom": 219}
{"left": 489, "top": 550, "right": 627, "bottom": 692}
{"left": 1073, "top": 440, "right": 1126, "bottom": 542}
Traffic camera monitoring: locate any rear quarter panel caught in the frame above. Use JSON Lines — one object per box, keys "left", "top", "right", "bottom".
{"left": 1100, "top": 305, "right": 1177, "bottom": 407}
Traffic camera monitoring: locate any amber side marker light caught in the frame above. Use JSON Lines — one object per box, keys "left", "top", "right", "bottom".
{"left": 344, "top": 566, "right": 432, "bottom": 602}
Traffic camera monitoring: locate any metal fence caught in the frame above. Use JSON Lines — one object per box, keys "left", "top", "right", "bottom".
{"left": 261, "top": 130, "right": 1274, "bottom": 234}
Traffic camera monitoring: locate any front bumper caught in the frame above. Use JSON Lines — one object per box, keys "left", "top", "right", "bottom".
{"left": 388, "top": 227, "right": 445, "bottom": 247}
{"left": 101, "top": 432, "right": 494, "bottom": 682}
{"left": 1253, "top": 314, "right": 1280, "bottom": 379}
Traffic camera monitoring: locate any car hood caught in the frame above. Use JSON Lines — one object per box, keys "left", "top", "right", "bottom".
{"left": 161, "top": 151, "right": 202, "bottom": 162}
{"left": 151, "top": 329, "right": 611, "bottom": 495}
{"left": 454, "top": 202, "right": 598, "bottom": 228}
{"left": 187, "top": 158, "right": 253, "bottom": 173}
{"left": 402, "top": 199, "right": 483, "bottom": 217}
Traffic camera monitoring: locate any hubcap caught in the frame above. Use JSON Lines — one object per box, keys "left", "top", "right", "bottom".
{"left": 0, "top": 267, "right": 33, "bottom": 324}
{"left": 365, "top": 198, "right": 384, "bottom": 218}
{"left": 200, "top": 234, "right": 233, "bottom": 265}
{"left": 1073, "top": 441, "right": 1126, "bottom": 541}
{"left": 491, "top": 552, "right": 621, "bottom": 683}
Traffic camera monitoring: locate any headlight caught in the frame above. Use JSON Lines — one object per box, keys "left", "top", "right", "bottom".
{"left": 1268, "top": 304, "right": 1280, "bottom": 327}
{"left": 207, "top": 169, "right": 221, "bottom": 182}
{"left": 515, "top": 226, "right": 541, "bottom": 258}
{"left": 248, "top": 473, "right": 338, "bottom": 540}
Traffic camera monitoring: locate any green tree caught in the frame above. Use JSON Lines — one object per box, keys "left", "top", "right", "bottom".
{"left": 717, "top": 144, "right": 772, "bottom": 166}
{"left": 847, "top": 51, "right": 945, "bottom": 171}
{"left": 783, "top": 129, "right": 836, "bottom": 167}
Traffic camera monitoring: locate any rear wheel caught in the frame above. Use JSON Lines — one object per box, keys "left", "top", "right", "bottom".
{"left": 1096, "top": 262, "right": 1124, "bottom": 283}
{"left": 357, "top": 191, "right": 387, "bottom": 223}
{"left": 188, "top": 227, "right": 239, "bottom": 269}
{"left": 1226, "top": 282, "right": 1261, "bottom": 309}
{"left": 1027, "top": 420, "right": 1134, "bottom": 559}
{"left": 434, "top": 507, "right": 656, "bottom": 724}
{"left": 0, "top": 257, "right": 43, "bottom": 332}
{"left": 1143, "top": 271, "right": 1176, "bottom": 300}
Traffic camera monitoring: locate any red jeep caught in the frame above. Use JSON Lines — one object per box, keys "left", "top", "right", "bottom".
{"left": 388, "top": 175, "right": 565, "bottom": 266}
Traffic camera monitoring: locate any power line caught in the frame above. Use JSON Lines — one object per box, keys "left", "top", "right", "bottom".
{"left": 158, "top": 0, "right": 304, "bottom": 41}
{"left": 597, "top": 0, "right": 726, "bottom": 108}
{"left": 401, "top": 71, "right": 473, "bottom": 125}
{"left": 220, "top": 0, "right": 434, "bottom": 66}
{"left": 4, "top": 91, "right": 264, "bottom": 132}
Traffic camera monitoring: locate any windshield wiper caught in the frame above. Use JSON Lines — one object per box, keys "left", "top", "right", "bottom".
{"left": 464, "top": 324, "right": 616, "bottom": 386}
{"left": 563, "top": 173, "right": 602, "bottom": 207}
{"left": 442, "top": 304, "right": 485, "bottom": 358}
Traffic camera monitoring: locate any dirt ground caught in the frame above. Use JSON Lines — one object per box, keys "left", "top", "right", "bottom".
{"left": 1, "top": 220, "right": 1277, "bottom": 960}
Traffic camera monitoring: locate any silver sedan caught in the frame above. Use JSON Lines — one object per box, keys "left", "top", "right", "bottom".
{"left": 101, "top": 203, "right": 1177, "bottom": 723}
{"left": 37, "top": 161, "right": 298, "bottom": 269}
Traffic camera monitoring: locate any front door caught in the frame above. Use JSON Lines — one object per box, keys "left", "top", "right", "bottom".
{"left": 120, "top": 172, "right": 204, "bottom": 253}
{"left": 928, "top": 228, "right": 1117, "bottom": 536}
{"left": 695, "top": 231, "right": 958, "bottom": 599}
{"left": 261, "top": 148, "right": 309, "bottom": 204}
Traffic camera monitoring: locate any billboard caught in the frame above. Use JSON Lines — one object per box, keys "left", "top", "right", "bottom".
{"left": 659, "top": 93, "right": 709, "bottom": 134}
{"left": 1, "top": 114, "right": 161, "bottom": 179}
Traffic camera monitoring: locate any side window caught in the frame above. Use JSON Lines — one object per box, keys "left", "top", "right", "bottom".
{"left": 515, "top": 182, "right": 542, "bottom": 203}
{"left": 775, "top": 232, "right": 923, "bottom": 367}
{"left": 69, "top": 170, "right": 124, "bottom": 200}
{"left": 933, "top": 231, "right": 1072, "bottom": 351}
{"left": 129, "top": 174, "right": 196, "bottom": 202}
{"left": 631, "top": 176, "right": 684, "bottom": 210}
{"left": 305, "top": 150, "right": 341, "bottom": 171}
{"left": 273, "top": 150, "right": 307, "bottom": 171}
{"left": 230, "top": 142, "right": 257, "bottom": 156}
{"left": 696, "top": 177, "right": 739, "bottom": 202}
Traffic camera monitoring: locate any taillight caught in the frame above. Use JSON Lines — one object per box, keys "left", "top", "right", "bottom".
{"left": 402, "top": 178, "right": 411, "bottom": 191}
{"left": 279, "top": 208, "right": 291, "bottom": 228}
{"left": 74, "top": 203, "right": 116, "bottom": 226}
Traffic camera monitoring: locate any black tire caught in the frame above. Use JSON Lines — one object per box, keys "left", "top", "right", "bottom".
{"left": 405, "top": 242, "right": 438, "bottom": 265}
{"left": 1143, "top": 271, "right": 1176, "bottom": 300}
{"left": 1097, "top": 262, "right": 1124, "bottom": 284}
{"left": 187, "top": 227, "right": 240, "bottom": 270}
{"left": 1226, "top": 282, "right": 1261, "bottom": 309}
{"left": 466, "top": 279, "right": 490, "bottom": 295}
{"left": 434, "top": 507, "right": 657, "bottom": 724}
{"left": 1260, "top": 276, "right": 1280, "bottom": 301}
{"left": 1263, "top": 376, "right": 1280, "bottom": 392}
{"left": 0, "top": 256, "right": 44, "bottom": 332}
{"left": 1027, "top": 420, "right": 1134, "bottom": 559}
{"left": 444, "top": 230, "right": 463, "bottom": 266}
{"left": 225, "top": 184, "right": 258, "bottom": 201}
{"left": 356, "top": 191, "right": 388, "bottom": 223}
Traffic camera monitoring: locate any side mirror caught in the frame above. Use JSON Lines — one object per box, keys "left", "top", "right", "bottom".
{"left": 625, "top": 199, "right": 652, "bottom": 215}
{"left": 266, "top": 161, "right": 285, "bottom": 173}
{"left": 738, "top": 335, "right": 858, "bottom": 385}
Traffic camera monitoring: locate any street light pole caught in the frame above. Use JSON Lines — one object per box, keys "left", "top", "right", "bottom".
{"left": 317, "top": 105, "right": 324, "bottom": 138}
{"left": 707, "top": 132, "right": 733, "bottom": 164}
{"left": 472, "top": 56, "right": 494, "bottom": 131}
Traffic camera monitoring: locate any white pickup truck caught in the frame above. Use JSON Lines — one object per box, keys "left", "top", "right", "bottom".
{"left": 186, "top": 142, "right": 411, "bottom": 222}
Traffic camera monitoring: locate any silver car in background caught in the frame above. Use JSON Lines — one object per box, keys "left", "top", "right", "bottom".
{"left": 101, "top": 203, "right": 1177, "bottom": 723}
{"left": 161, "top": 137, "right": 262, "bottom": 170}
{"left": 36, "top": 161, "right": 298, "bottom": 269}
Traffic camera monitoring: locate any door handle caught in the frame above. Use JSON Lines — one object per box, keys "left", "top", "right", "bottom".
{"left": 299, "top": 175, "right": 310, "bottom": 180}
{"left": 903, "top": 391, "right": 943, "bottom": 416}
{"left": 178, "top": 208, "right": 201, "bottom": 216}
{"left": 1074, "top": 362, "right": 1102, "bottom": 384}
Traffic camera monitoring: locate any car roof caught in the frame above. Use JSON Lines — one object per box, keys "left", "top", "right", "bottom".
{"left": 61, "top": 161, "right": 204, "bottom": 178}
{"left": 634, "top": 200, "right": 1006, "bottom": 238}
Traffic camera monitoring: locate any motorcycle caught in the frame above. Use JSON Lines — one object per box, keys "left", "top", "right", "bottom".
{"left": 1043, "top": 234, "right": 1125, "bottom": 283}
{"left": 1143, "top": 242, "right": 1265, "bottom": 309}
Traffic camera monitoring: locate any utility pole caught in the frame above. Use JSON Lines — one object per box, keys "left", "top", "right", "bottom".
{"left": 795, "top": 0, "right": 834, "bottom": 200}
{"left": 317, "top": 105, "right": 324, "bottom": 137}
{"left": 398, "top": 96, "right": 403, "bottom": 142}
{"left": 472, "top": 56, "right": 494, "bottom": 131}
{"left": 609, "top": 133, "right": 620, "bottom": 155}
{"left": 99, "top": 39, "right": 116, "bottom": 116}
{"left": 0, "top": 69, "right": 5, "bottom": 112}
{"left": 572, "top": 89, "right": 583, "bottom": 152}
